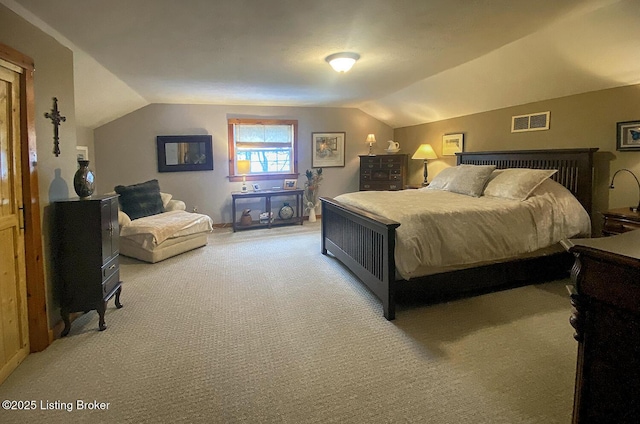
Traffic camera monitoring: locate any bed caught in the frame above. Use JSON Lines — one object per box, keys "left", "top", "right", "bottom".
{"left": 320, "top": 148, "right": 598, "bottom": 320}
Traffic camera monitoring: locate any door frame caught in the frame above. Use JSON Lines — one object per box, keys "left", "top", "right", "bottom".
{"left": 0, "top": 43, "right": 49, "bottom": 352}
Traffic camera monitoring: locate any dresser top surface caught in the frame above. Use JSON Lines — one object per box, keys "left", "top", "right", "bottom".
{"left": 56, "top": 194, "right": 119, "bottom": 203}
{"left": 570, "top": 230, "right": 640, "bottom": 262}
{"left": 359, "top": 153, "right": 408, "bottom": 157}
{"left": 603, "top": 207, "right": 640, "bottom": 220}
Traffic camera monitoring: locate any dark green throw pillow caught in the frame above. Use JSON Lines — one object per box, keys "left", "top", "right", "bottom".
{"left": 114, "top": 179, "right": 164, "bottom": 220}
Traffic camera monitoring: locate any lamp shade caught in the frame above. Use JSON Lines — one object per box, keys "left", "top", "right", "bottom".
{"left": 325, "top": 52, "right": 360, "bottom": 73}
{"left": 365, "top": 134, "right": 376, "bottom": 144}
{"left": 237, "top": 159, "right": 251, "bottom": 175}
{"left": 412, "top": 144, "right": 437, "bottom": 160}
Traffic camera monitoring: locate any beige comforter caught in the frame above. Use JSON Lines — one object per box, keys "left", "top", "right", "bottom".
{"left": 334, "top": 179, "right": 591, "bottom": 279}
{"left": 120, "top": 210, "right": 213, "bottom": 250}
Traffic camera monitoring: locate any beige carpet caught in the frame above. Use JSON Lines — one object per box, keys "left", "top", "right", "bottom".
{"left": 0, "top": 222, "right": 577, "bottom": 423}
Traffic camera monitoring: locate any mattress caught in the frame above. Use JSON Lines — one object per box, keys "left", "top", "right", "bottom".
{"left": 335, "top": 179, "right": 591, "bottom": 279}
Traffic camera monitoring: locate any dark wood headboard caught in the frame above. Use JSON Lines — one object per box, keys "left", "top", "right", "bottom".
{"left": 457, "top": 148, "right": 598, "bottom": 214}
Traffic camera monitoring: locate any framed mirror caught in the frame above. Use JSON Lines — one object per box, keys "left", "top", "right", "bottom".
{"left": 156, "top": 135, "right": 214, "bottom": 172}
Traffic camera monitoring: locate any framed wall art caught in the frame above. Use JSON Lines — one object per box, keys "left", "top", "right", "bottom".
{"left": 312, "top": 132, "right": 345, "bottom": 167}
{"left": 157, "top": 135, "right": 214, "bottom": 172}
{"left": 442, "top": 133, "right": 464, "bottom": 156}
{"left": 616, "top": 121, "right": 640, "bottom": 151}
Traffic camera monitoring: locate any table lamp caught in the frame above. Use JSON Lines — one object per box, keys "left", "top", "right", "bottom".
{"left": 609, "top": 168, "right": 640, "bottom": 212}
{"left": 366, "top": 134, "right": 376, "bottom": 156}
{"left": 237, "top": 160, "right": 251, "bottom": 193}
{"left": 412, "top": 144, "right": 437, "bottom": 185}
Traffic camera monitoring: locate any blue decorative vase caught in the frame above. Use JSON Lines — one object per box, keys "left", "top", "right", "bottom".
{"left": 74, "top": 160, "right": 95, "bottom": 199}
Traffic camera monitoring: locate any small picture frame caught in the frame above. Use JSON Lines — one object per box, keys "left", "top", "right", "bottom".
{"left": 252, "top": 183, "right": 261, "bottom": 191}
{"left": 442, "top": 133, "right": 464, "bottom": 156}
{"left": 616, "top": 121, "right": 640, "bottom": 151}
{"left": 283, "top": 179, "right": 297, "bottom": 190}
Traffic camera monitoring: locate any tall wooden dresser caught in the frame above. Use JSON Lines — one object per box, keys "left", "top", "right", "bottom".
{"left": 359, "top": 154, "right": 408, "bottom": 191}
{"left": 55, "top": 194, "right": 123, "bottom": 336}
{"left": 565, "top": 230, "right": 640, "bottom": 423}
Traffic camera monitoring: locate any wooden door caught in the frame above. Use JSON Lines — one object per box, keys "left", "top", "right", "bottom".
{"left": 0, "top": 60, "right": 29, "bottom": 384}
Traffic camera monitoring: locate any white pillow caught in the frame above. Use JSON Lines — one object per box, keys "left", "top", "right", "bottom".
{"left": 160, "top": 192, "right": 173, "bottom": 209}
{"left": 483, "top": 168, "right": 558, "bottom": 201}
{"left": 445, "top": 164, "right": 496, "bottom": 197}
{"left": 426, "top": 167, "right": 459, "bottom": 191}
{"left": 118, "top": 210, "right": 131, "bottom": 228}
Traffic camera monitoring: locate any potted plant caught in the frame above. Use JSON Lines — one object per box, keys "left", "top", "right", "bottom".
{"left": 304, "top": 168, "right": 323, "bottom": 222}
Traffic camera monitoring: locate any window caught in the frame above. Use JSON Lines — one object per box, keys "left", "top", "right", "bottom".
{"left": 228, "top": 118, "right": 298, "bottom": 182}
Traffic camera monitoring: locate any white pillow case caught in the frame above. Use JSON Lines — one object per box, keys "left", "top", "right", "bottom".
{"left": 160, "top": 192, "right": 173, "bottom": 209}
{"left": 427, "top": 164, "right": 496, "bottom": 197}
{"left": 426, "top": 166, "right": 460, "bottom": 190}
{"left": 483, "top": 168, "right": 558, "bottom": 201}
{"left": 446, "top": 164, "right": 496, "bottom": 197}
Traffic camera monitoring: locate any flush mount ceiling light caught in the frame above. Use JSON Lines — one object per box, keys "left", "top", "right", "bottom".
{"left": 325, "top": 52, "right": 360, "bottom": 73}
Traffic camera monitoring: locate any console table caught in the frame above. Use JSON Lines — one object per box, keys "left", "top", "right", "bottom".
{"left": 232, "top": 189, "right": 304, "bottom": 232}
{"left": 564, "top": 231, "right": 640, "bottom": 423}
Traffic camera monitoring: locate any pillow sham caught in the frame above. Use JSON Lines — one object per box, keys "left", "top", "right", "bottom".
{"left": 426, "top": 166, "right": 459, "bottom": 191}
{"left": 483, "top": 168, "right": 557, "bottom": 201}
{"left": 114, "top": 179, "right": 164, "bottom": 220}
{"left": 445, "top": 164, "right": 496, "bottom": 197}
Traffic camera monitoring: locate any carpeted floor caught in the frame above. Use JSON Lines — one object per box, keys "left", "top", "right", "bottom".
{"left": 0, "top": 222, "right": 577, "bottom": 423}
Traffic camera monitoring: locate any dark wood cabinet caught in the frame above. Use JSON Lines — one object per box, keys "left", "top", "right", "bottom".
{"left": 565, "top": 231, "right": 640, "bottom": 423}
{"left": 601, "top": 207, "right": 640, "bottom": 236}
{"left": 359, "top": 154, "right": 408, "bottom": 191}
{"left": 55, "top": 195, "right": 123, "bottom": 336}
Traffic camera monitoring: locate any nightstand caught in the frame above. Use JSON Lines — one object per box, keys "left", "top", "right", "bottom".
{"left": 602, "top": 207, "right": 640, "bottom": 236}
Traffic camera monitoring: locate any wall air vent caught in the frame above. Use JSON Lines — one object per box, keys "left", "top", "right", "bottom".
{"left": 511, "top": 111, "right": 550, "bottom": 133}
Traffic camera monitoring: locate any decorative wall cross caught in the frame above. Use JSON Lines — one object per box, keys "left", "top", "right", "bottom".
{"left": 44, "top": 97, "right": 66, "bottom": 157}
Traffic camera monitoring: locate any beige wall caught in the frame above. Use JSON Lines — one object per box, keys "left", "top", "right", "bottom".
{"left": 1, "top": 4, "right": 78, "bottom": 327}
{"left": 94, "top": 104, "right": 393, "bottom": 223}
{"left": 394, "top": 84, "right": 640, "bottom": 231}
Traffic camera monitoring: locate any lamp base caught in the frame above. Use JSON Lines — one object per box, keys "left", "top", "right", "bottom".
{"left": 368, "top": 144, "right": 375, "bottom": 156}
{"left": 422, "top": 160, "right": 429, "bottom": 185}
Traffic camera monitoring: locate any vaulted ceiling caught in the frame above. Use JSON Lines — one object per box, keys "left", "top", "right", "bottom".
{"left": 4, "top": 0, "right": 639, "bottom": 129}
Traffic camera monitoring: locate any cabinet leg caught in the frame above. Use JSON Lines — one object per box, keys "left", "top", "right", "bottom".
{"left": 97, "top": 301, "right": 107, "bottom": 331}
{"left": 61, "top": 308, "right": 71, "bottom": 337}
{"left": 115, "top": 286, "right": 123, "bottom": 309}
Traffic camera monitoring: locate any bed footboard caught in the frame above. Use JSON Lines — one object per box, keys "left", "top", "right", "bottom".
{"left": 320, "top": 197, "right": 400, "bottom": 320}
